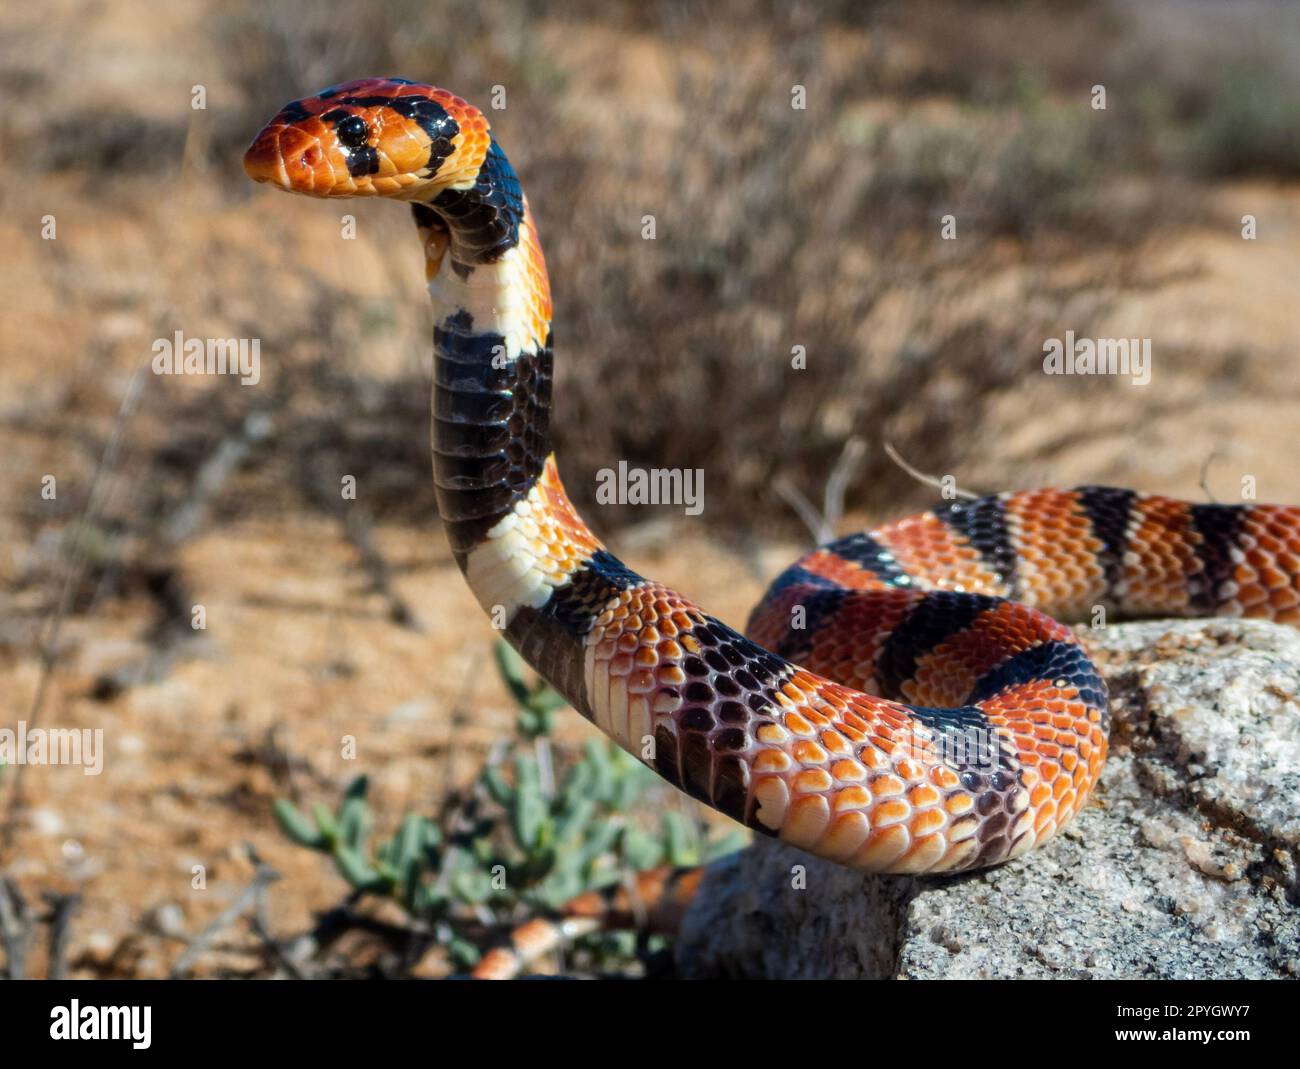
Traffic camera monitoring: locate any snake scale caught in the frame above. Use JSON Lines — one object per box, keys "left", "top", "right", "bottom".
{"left": 244, "top": 79, "right": 1300, "bottom": 977}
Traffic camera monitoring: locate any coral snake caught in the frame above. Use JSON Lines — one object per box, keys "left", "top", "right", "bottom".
{"left": 245, "top": 79, "right": 1300, "bottom": 977}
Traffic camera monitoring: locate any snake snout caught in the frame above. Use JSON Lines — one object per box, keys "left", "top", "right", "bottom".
{"left": 243, "top": 125, "right": 333, "bottom": 194}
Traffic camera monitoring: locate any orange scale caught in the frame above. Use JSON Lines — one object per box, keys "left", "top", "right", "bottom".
{"left": 1035, "top": 742, "right": 1061, "bottom": 759}
{"left": 1029, "top": 783, "right": 1052, "bottom": 807}
{"left": 1039, "top": 761, "right": 1061, "bottom": 782}
{"left": 895, "top": 759, "right": 925, "bottom": 782}
{"left": 896, "top": 833, "right": 949, "bottom": 873}
{"left": 754, "top": 749, "right": 793, "bottom": 773}
{"left": 783, "top": 794, "right": 831, "bottom": 849}
{"left": 859, "top": 747, "right": 890, "bottom": 772}
{"left": 1034, "top": 803, "right": 1058, "bottom": 835}
{"left": 1270, "top": 588, "right": 1299, "bottom": 610}
{"left": 871, "top": 774, "right": 906, "bottom": 798}
{"left": 930, "top": 766, "right": 960, "bottom": 790}
{"left": 1060, "top": 751, "right": 1078, "bottom": 772}
{"left": 795, "top": 769, "right": 833, "bottom": 793}
{"left": 837, "top": 722, "right": 867, "bottom": 743}
{"left": 1052, "top": 775, "right": 1072, "bottom": 799}
{"left": 947, "top": 815, "right": 980, "bottom": 845}
{"left": 657, "top": 639, "right": 683, "bottom": 660}
{"left": 781, "top": 682, "right": 809, "bottom": 705}
{"left": 627, "top": 669, "right": 656, "bottom": 694}
{"left": 634, "top": 647, "right": 659, "bottom": 668}
{"left": 821, "top": 691, "right": 851, "bottom": 713}
{"left": 908, "top": 784, "right": 941, "bottom": 808}
{"left": 832, "top": 785, "right": 872, "bottom": 811}
{"left": 785, "top": 713, "right": 814, "bottom": 737}
{"left": 792, "top": 740, "right": 828, "bottom": 765}
{"left": 657, "top": 665, "right": 686, "bottom": 686}
{"left": 850, "top": 824, "right": 911, "bottom": 869}
{"left": 871, "top": 799, "right": 911, "bottom": 828}
{"left": 809, "top": 810, "right": 872, "bottom": 863}
{"left": 944, "top": 793, "right": 974, "bottom": 816}
{"left": 910, "top": 808, "right": 947, "bottom": 836}
{"left": 878, "top": 708, "right": 914, "bottom": 732}
{"left": 831, "top": 759, "right": 867, "bottom": 782}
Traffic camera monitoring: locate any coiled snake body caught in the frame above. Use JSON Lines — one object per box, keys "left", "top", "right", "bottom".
{"left": 246, "top": 80, "right": 1300, "bottom": 973}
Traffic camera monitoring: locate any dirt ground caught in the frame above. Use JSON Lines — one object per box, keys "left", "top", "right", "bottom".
{"left": 2, "top": 0, "right": 1299, "bottom": 977}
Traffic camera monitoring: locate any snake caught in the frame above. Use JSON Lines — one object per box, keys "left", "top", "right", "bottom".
{"left": 244, "top": 79, "right": 1300, "bottom": 976}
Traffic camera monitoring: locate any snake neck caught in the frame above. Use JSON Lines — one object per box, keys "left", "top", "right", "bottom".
{"left": 421, "top": 134, "right": 624, "bottom": 706}
{"left": 422, "top": 134, "right": 556, "bottom": 554}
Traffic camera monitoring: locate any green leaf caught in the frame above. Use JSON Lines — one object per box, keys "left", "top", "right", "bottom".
{"left": 555, "top": 797, "right": 596, "bottom": 844}
{"left": 620, "top": 826, "right": 664, "bottom": 870}
{"left": 448, "top": 936, "right": 481, "bottom": 969}
{"left": 451, "top": 867, "right": 492, "bottom": 905}
{"left": 310, "top": 803, "right": 339, "bottom": 848}
{"left": 333, "top": 845, "right": 387, "bottom": 893}
{"left": 662, "top": 811, "right": 698, "bottom": 867}
{"left": 494, "top": 640, "right": 533, "bottom": 706}
{"left": 417, "top": 884, "right": 449, "bottom": 915}
{"left": 704, "top": 829, "right": 749, "bottom": 861}
{"left": 394, "top": 813, "right": 426, "bottom": 870}
{"left": 339, "top": 802, "right": 369, "bottom": 853}
{"left": 273, "top": 799, "right": 327, "bottom": 849}
{"left": 481, "top": 765, "right": 515, "bottom": 807}
{"left": 528, "top": 687, "right": 568, "bottom": 715}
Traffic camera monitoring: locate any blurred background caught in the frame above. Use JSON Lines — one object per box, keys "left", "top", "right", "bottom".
{"left": 2, "top": 0, "right": 1299, "bottom": 977}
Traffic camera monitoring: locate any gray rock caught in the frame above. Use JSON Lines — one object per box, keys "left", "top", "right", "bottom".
{"left": 676, "top": 619, "right": 1300, "bottom": 979}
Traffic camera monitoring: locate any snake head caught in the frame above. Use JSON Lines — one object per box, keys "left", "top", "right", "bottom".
{"left": 243, "top": 78, "right": 490, "bottom": 199}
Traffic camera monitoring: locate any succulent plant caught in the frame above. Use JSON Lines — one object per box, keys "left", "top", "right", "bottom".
{"left": 273, "top": 640, "right": 745, "bottom": 972}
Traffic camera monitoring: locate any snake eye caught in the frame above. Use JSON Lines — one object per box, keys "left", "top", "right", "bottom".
{"left": 337, "top": 115, "right": 369, "bottom": 149}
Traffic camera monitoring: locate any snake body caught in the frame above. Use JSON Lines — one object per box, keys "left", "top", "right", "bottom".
{"left": 245, "top": 80, "right": 1300, "bottom": 888}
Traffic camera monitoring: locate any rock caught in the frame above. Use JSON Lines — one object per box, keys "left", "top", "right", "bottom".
{"left": 676, "top": 619, "right": 1300, "bottom": 979}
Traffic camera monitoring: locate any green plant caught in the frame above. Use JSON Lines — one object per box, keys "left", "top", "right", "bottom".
{"left": 273, "top": 640, "right": 745, "bottom": 973}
